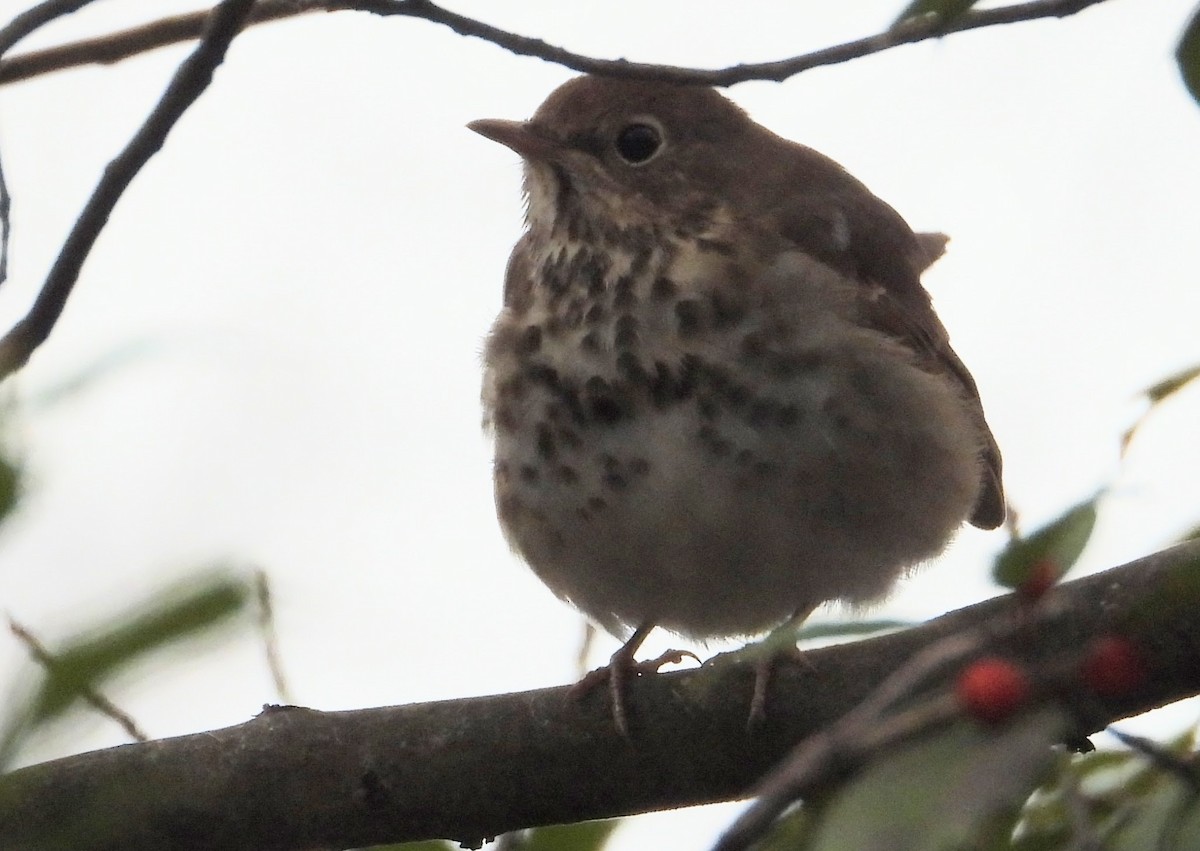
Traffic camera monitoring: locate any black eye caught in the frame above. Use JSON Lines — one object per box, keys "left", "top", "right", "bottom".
{"left": 615, "top": 123, "right": 663, "bottom": 165}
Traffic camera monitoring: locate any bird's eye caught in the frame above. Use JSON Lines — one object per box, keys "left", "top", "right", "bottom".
{"left": 615, "top": 123, "right": 663, "bottom": 165}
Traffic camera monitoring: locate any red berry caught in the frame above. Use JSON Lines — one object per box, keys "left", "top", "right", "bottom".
{"left": 1082, "top": 635, "right": 1145, "bottom": 698}
{"left": 1017, "top": 558, "right": 1059, "bottom": 603}
{"left": 957, "top": 658, "right": 1032, "bottom": 724}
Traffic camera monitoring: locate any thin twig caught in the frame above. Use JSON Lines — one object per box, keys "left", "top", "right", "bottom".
{"left": 254, "top": 570, "right": 292, "bottom": 703}
{"left": 0, "top": 0, "right": 257, "bottom": 381}
{"left": 362, "top": 0, "right": 1112, "bottom": 85}
{"left": 8, "top": 616, "right": 149, "bottom": 742}
{"left": 1, "top": 0, "right": 1115, "bottom": 87}
{"left": 0, "top": 0, "right": 322, "bottom": 83}
{"left": 1109, "top": 727, "right": 1200, "bottom": 789}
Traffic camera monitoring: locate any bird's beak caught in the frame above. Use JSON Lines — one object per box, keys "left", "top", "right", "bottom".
{"left": 467, "top": 119, "right": 559, "bottom": 162}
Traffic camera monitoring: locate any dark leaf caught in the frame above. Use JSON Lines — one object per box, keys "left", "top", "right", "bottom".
{"left": 993, "top": 495, "right": 1100, "bottom": 590}
{"left": 1177, "top": 5, "right": 1200, "bottom": 107}
{"left": 893, "top": 0, "right": 979, "bottom": 29}
{"left": 0, "top": 444, "right": 19, "bottom": 524}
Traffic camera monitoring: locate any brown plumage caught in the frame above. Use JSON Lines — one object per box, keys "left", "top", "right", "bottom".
{"left": 471, "top": 75, "right": 1003, "bottom": 728}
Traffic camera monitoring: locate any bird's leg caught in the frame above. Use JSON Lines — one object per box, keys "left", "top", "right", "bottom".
{"left": 571, "top": 622, "right": 697, "bottom": 736}
{"left": 748, "top": 607, "right": 817, "bottom": 729}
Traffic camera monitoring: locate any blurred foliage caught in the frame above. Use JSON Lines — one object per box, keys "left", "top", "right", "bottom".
{"left": 1179, "top": 5, "right": 1200, "bottom": 106}
{"left": 382, "top": 821, "right": 620, "bottom": 851}
{"left": 503, "top": 821, "right": 622, "bottom": 851}
{"left": 893, "top": 0, "right": 979, "bottom": 28}
{"left": 0, "top": 427, "right": 18, "bottom": 526}
{"left": 993, "top": 495, "right": 1100, "bottom": 590}
{"left": 757, "top": 709, "right": 1068, "bottom": 851}
{"left": 1121, "top": 362, "right": 1200, "bottom": 456}
{"left": 1, "top": 571, "right": 252, "bottom": 768}
{"left": 1014, "top": 730, "right": 1200, "bottom": 850}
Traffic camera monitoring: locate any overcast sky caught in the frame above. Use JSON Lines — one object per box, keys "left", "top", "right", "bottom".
{"left": 1, "top": 1, "right": 1198, "bottom": 847}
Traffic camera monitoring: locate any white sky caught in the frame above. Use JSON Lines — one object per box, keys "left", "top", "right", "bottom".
{"left": 1, "top": 1, "right": 1198, "bottom": 848}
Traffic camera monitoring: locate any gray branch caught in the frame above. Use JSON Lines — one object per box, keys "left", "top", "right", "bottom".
{"left": 1, "top": 540, "right": 1197, "bottom": 851}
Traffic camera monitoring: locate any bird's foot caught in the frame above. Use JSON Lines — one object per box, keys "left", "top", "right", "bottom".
{"left": 570, "top": 625, "right": 697, "bottom": 736}
{"left": 748, "top": 644, "right": 814, "bottom": 730}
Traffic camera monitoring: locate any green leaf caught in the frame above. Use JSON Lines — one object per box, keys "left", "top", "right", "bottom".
{"left": 0, "top": 445, "right": 19, "bottom": 524}
{"left": 1143, "top": 363, "right": 1200, "bottom": 404}
{"left": 1177, "top": 6, "right": 1200, "bottom": 107}
{"left": 519, "top": 820, "right": 622, "bottom": 851}
{"left": 892, "top": 0, "right": 979, "bottom": 29}
{"left": 21, "top": 572, "right": 251, "bottom": 728}
{"left": 993, "top": 494, "right": 1101, "bottom": 590}
{"left": 747, "top": 804, "right": 814, "bottom": 851}
{"left": 1169, "top": 793, "right": 1200, "bottom": 850}
{"left": 800, "top": 708, "right": 1067, "bottom": 850}
{"left": 1121, "top": 362, "right": 1200, "bottom": 455}
{"left": 1105, "top": 776, "right": 1197, "bottom": 851}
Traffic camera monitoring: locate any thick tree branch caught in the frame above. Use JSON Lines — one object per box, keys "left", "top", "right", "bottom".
{"left": 0, "top": 0, "right": 256, "bottom": 381}
{"left": 1, "top": 541, "right": 1197, "bottom": 851}
{"left": 0, "top": 0, "right": 1114, "bottom": 86}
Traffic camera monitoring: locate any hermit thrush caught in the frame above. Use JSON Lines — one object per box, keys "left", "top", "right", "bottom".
{"left": 470, "top": 75, "right": 1004, "bottom": 732}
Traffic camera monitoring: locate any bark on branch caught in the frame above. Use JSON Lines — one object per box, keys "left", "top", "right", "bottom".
{"left": 1, "top": 540, "right": 1197, "bottom": 851}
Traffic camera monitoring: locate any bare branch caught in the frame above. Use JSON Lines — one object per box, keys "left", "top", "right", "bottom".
{"left": 358, "top": 0, "right": 1113, "bottom": 85}
{"left": 0, "top": 0, "right": 323, "bottom": 84}
{"left": 1, "top": 540, "right": 1197, "bottom": 851}
{"left": 0, "top": 0, "right": 257, "bottom": 381}
{"left": 1108, "top": 727, "right": 1200, "bottom": 788}
{"left": 1, "top": 0, "right": 1114, "bottom": 87}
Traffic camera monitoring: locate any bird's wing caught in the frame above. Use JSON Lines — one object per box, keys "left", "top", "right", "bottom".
{"left": 770, "top": 191, "right": 1005, "bottom": 530}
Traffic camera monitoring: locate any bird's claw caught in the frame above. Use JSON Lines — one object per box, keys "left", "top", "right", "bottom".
{"left": 571, "top": 647, "right": 698, "bottom": 736}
